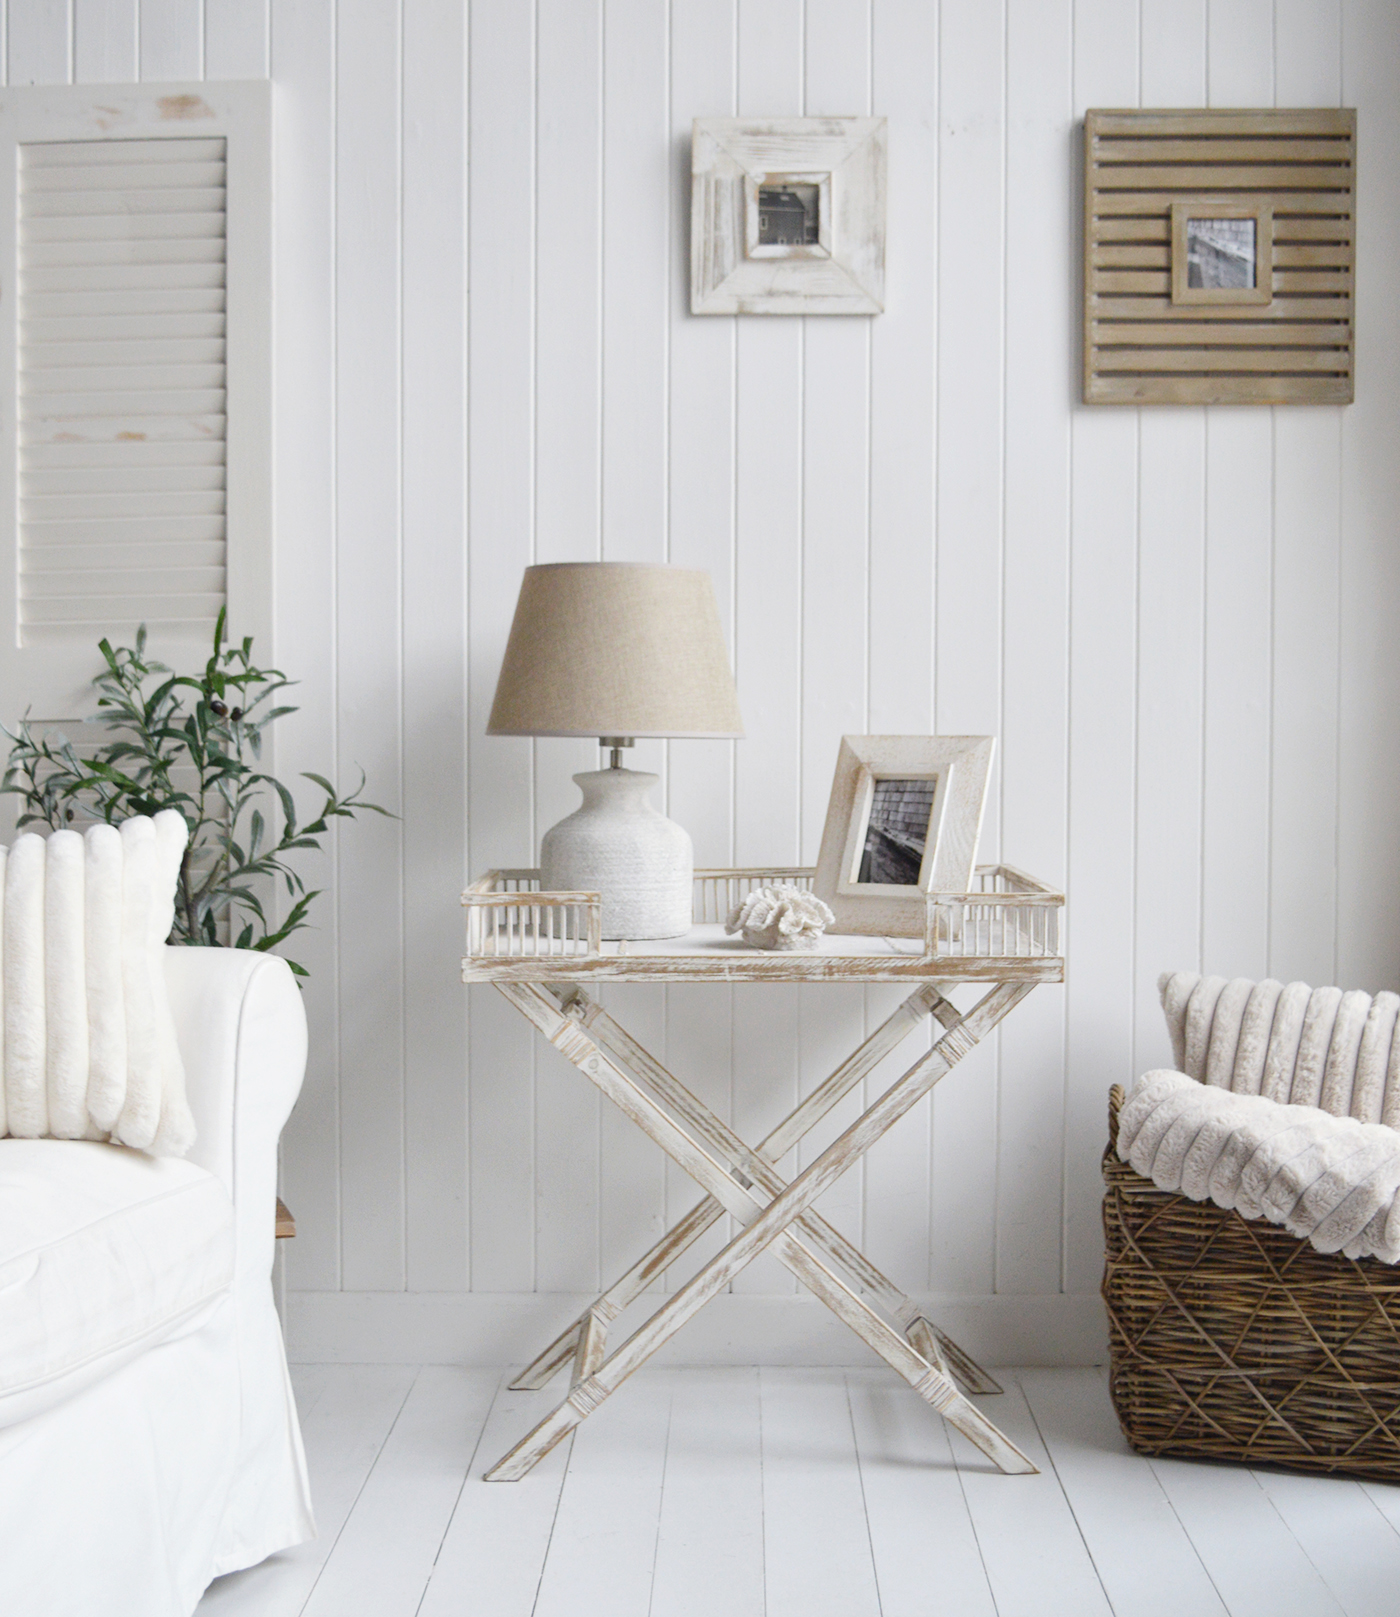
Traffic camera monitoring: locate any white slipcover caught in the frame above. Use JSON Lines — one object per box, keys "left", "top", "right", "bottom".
{"left": 0, "top": 948, "right": 315, "bottom": 1617}
{"left": 0, "top": 1140, "right": 233, "bottom": 1427}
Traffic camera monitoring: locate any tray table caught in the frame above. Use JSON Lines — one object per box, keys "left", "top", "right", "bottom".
{"left": 462, "top": 864, "right": 1064, "bottom": 1480}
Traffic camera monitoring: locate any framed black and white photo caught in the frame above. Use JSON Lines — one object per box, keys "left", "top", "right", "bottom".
{"left": 691, "top": 117, "right": 886, "bottom": 314}
{"left": 813, "top": 736, "right": 995, "bottom": 937}
{"left": 1170, "top": 200, "right": 1273, "bottom": 307}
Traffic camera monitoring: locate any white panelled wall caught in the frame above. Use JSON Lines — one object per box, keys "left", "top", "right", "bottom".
{"left": 11, "top": 0, "right": 1399, "bottom": 1365}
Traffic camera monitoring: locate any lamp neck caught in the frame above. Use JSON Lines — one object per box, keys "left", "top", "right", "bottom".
{"left": 600, "top": 735, "right": 635, "bottom": 770}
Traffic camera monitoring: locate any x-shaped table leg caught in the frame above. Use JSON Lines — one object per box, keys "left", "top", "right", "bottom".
{"left": 509, "top": 981, "right": 1000, "bottom": 1400}
{"left": 485, "top": 977, "right": 1037, "bottom": 1481}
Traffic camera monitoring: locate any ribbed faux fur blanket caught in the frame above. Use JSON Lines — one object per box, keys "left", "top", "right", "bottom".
{"left": 1118, "top": 1068, "right": 1400, "bottom": 1264}
{"left": 0, "top": 811, "right": 194, "bottom": 1156}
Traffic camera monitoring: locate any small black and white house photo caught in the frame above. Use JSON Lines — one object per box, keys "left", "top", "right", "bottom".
{"left": 857, "top": 776, "right": 937, "bottom": 886}
{"left": 757, "top": 182, "right": 820, "bottom": 246}
{"left": 1186, "top": 214, "right": 1257, "bottom": 290}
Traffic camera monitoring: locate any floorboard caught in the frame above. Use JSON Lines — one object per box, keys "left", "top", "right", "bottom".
{"left": 847, "top": 1368, "right": 997, "bottom": 1617}
{"left": 948, "top": 1380, "right": 1115, "bottom": 1617}
{"left": 530, "top": 1367, "right": 673, "bottom": 1617}
{"left": 649, "top": 1367, "right": 765, "bottom": 1617}
{"left": 300, "top": 1366, "right": 498, "bottom": 1617}
{"left": 1248, "top": 1466, "right": 1400, "bottom": 1617}
{"left": 198, "top": 1364, "right": 418, "bottom": 1617}
{"left": 1359, "top": 1476, "right": 1400, "bottom": 1535}
{"left": 1019, "top": 1367, "right": 1227, "bottom": 1617}
{"left": 193, "top": 1365, "right": 1400, "bottom": 1617}
{"left": 759, "top": 1367, "right": 882, "bottom": 1617}
{"left": 1148, "top": 1451, "right": 1347, "bottom": 1617}
{"left": 415, "top": 1378, "right": 573, "bottom": 1617}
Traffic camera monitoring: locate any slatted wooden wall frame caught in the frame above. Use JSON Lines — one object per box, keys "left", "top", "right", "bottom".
{"left": 1083, "top": 109, "right": 1356, "bottom": 406}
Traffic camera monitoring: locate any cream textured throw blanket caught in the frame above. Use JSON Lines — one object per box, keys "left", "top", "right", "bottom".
{"left": 1118, "top": 1071, "right": 1400, "bottom": 1262}
{"left": 0, "top": 810, "right": 194, "bottom": 1156}
{"left": 1117, "top": 969, "right": 1400, "bottom": 1264}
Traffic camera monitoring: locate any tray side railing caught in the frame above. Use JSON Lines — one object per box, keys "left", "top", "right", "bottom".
{"left": 924, "top": 865, "right": 1064, "bottom": 958}
{"left": 463, "top": 864, "right": 1063, "bottom": 962}
{"left": 462, "top": 871, "right": 601, "bottom": 959}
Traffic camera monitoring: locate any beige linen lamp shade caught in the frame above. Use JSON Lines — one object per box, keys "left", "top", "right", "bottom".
{"left": 487, "top": 563, "right": 743, "bottom": 739}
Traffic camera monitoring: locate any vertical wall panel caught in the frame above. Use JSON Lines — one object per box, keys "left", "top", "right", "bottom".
{"left": 996, "top": 0, "right": 1071, "bottom": 1295}
{"left": 930, "top": 0, "right": 1005, "bottom": 1298}
{"left": 664, "top": 0, "right": 739, "bottom": 1288}
{"left": 139, "top": 0, "right": 200, "bottom": 79}
{"left": 1198, "top": 0, "right": 1275, "bottom": 985}
{"left": 860, "top": 0, "right": 939, "bottom": 1289}
{"left": 793, "top": 0, "right": 873, "bottom": 1258}
{"left": 269, "top": 0, "right": 340, "bottom": 1292}
{"left": 205, "top": 0, "right": 269, "bottom": 78}
{"left": 401, "top": 0, "right": 468, "bottom": 1292}
{"left": 1132, "top": 0, "right": 1205, "bottom": 1077}
{"left": 75, "top": 0, "right": 137, "bottom": 80}
{"left": 1201, "top": 435, "right": 1274, "bottom": 984}
{"left": 1064, "top": 0, "right": 1139, "bottom": 1296}
{"left": 334, "top": 0, "right": 405, "bottom": 1293}
{"left": 529, "top": 0, "right": 605, "bottom": 1302}
{"left": 466, "top": 0, "right": 537, "bottom": 1292}
{"left": 1339, "top": 0, "right": 1400, "bottom": 993}
{"left": 799, "top": 0, "right": 870, "bottom": 861}
{"left": 601, "top": 0, "right": 669, "bottom": 570}
{"left": 667, "top": 0, "right": 737, "bottom": 876}
{"left": 730, "top": 0, "right": 805, "bottom": 1297}
{"left": 1270, "top": 0, "right": 1342, "bottom": 988}
{"left": 595, "top": 0, "right": 672, "bottom": 1286}
{"left": 1207, "top": 0, "right": 1275, "bottom": 106}
{"left": 10, "top": 2, "right": 70, "bottom": 83}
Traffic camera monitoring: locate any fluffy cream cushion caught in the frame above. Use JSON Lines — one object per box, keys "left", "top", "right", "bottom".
{"left": 0, "top": 811, "right": 194, "bottom": 1156}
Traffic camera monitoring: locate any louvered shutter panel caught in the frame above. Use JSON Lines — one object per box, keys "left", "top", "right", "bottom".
{"left": 0, "top": 84, "right": 270, "bottom": 719}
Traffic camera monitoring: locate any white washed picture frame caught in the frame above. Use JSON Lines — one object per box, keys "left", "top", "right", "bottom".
{"left": 813, "top": 736, "right": 995, "bottom": 937}
{"left": 690, "top": 117, "right": 886, "bottom": 314}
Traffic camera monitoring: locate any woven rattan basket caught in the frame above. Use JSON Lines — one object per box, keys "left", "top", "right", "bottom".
{"left": 1103, "top": 1084, "right": 1400, "bottom": 1481}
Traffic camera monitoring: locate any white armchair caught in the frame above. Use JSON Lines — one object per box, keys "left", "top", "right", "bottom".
{"left": 0, "top": 948, "right": 315, "bottom": 1617}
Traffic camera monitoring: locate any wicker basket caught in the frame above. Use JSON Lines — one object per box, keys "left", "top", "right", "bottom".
{"left": 1103, "top": 1084, "right": 1400, "bottom": 1481}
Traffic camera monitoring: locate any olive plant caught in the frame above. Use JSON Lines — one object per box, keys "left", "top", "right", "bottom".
{"left": 2, "top": 611, "right": 387, "bottom": 976}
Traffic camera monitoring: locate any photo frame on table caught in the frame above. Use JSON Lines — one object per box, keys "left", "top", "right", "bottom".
{"left": 813, "top": 735, "right": 995, "bottom": 938}
{"left": 690, "top": 116, "right": 886, "bottom": 315}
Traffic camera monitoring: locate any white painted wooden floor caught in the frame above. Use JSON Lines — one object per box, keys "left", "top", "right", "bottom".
{"left": 197, "top": 1364, "right": 1400, "bottom": 1617}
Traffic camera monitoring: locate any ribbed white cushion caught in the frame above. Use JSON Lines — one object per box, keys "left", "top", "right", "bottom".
{"left": 0, "top": 1139, "right": 234, "bottom": 1429}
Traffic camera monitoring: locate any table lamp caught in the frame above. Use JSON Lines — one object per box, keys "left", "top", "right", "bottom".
{"left": 487, "top": 562, "right": 744, "bottom": 939}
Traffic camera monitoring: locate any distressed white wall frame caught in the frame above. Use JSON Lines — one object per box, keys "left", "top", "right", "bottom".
{"left": 0, "top": 82, "right": 272, "bottom": 720}
{"left": 690, "top": 117, "right": 886, "bottom": 314}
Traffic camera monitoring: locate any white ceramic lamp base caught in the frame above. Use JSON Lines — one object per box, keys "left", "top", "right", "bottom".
{"left": 540, "top": 767, "right": 693, "bottom": 940}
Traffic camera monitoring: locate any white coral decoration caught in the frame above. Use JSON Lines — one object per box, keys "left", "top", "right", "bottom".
{"left": 725, "top": 884, "right": 835, "bottom": 951}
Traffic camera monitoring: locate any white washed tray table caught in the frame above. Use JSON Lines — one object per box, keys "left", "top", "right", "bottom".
{"left": 461, "top": 864, "right": 1064, "bottom": 1482}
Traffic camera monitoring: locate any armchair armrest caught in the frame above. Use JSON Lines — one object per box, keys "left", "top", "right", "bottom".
{"left": 162, "top": 947, "right": 308, "bottom": 1282}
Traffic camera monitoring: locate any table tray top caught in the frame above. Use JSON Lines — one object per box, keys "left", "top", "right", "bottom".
{"left": 463, "top": 865, "right": 1064, "bottom": 985}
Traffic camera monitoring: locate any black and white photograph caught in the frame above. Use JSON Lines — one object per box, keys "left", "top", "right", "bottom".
{"left": 1185, "top": 213, "right": 1257, "bottom": 289}
{"left": 856, "top": 775, "right": 937, "bottom": 885}
{"left": 757, "top": 182, "right": 820, "bottom": 246}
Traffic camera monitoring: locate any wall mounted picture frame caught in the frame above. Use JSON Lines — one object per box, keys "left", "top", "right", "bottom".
{"left": 813, "top": 735, "right": 995, "bottom": 938}
{"left": 1082, "top": 107, "right": 1355, "bottom": 405}
{"left": 691, "top": 116, "right": 886, "bottom": 315}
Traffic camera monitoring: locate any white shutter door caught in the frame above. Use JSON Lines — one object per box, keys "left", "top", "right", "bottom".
{"left": 0, "top": 84, "right": 270, "bottom": 719}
